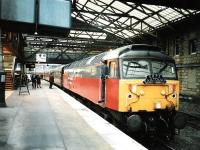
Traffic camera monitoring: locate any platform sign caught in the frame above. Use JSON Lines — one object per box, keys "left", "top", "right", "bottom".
{"left": 36, "top": 53, "right": 46, "bottom": 63}
{"left": 0, "top": 0, "right": 35, "bottom": 23}
{"left": 39, "top": 0, "right": 71, "bottom": 28}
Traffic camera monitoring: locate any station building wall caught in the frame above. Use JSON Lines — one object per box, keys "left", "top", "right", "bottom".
{"left": 152, "top": 28, "right": 200, "bottom": 116}
{"left": 160, "top": 30, "right": 200, "bottom": 98}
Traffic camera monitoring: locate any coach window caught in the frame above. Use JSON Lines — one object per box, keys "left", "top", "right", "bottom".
{"left": 109, "top": 61, "right": 118, "bottom": 78}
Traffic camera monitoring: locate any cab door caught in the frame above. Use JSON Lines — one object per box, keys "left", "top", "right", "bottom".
{"left": 105, "top": 60, "right": 119, "bottom": 110}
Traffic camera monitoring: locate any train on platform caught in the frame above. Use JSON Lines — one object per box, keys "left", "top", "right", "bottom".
{"left": 44, "top": 44, "right": 186, "bottom": 139}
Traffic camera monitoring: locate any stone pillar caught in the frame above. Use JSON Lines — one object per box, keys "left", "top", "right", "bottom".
{"left": 0, "top": 29, "right": 3, "bottom": 70}
{"left": 0, "top": 28, "right": 6, "bottom": 107}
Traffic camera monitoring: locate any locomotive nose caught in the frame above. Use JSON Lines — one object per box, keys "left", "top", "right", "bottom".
{"left": 127, "top": 115, "right": 142, "bottom": 132}
{"left": 174, "top": 113, "right": 187, "bottom": 129}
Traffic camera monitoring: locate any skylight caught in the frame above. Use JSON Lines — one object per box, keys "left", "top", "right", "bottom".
{"left": 71, "top": 0, "right": 200, "bottom": 40}
{"left": 111, "top": 1, "right": 132, "bottom": 12}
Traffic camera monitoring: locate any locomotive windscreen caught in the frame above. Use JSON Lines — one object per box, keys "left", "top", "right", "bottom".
{"left": 121, "top": 59, "right": 177, "bottom": 80}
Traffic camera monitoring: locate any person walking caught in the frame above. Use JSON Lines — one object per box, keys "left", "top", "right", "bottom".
{"left": 49, "top": 73, "right": 54, "bottom": 89}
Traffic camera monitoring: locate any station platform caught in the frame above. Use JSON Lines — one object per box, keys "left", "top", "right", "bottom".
{"left": 1, "top": 80, "right": 147, "bottom": 150}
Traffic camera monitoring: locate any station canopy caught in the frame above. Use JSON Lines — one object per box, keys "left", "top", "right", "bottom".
{"left": 22, "top": 0, "right": 200, "bottom": 64}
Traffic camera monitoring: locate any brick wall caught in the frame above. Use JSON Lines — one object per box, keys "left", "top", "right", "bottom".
{"left": 178, "top": 68, "right": 200, "bottom": 96}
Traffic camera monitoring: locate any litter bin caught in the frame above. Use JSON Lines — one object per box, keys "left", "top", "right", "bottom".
{"left": 0, "top": 71, "right": 6, "bottom": 107}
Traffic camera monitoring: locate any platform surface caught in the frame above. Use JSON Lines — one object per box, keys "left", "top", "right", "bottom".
{"left": 1, "top": 80, "right": 147, "bottom": 150}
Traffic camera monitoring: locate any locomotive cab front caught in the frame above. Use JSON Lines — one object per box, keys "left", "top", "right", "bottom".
{"left": 119, "top": 58, "right": 178, "bottom": 112}
{"left": 106, "top": 45, "right": 186, "bottom": 138}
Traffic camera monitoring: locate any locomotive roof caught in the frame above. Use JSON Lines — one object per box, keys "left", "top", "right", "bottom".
{"left": 66, "top": 44, "right": 174, "bottom": 68}
{"left": 102, "top": 44, "right": 172, "bottom": 61}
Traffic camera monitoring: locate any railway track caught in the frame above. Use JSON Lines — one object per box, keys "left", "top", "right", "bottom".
{"left": 158, "top": 140, "right": 175, "bottom": 150}
{"left": 180, "top": 112, "right": 200, "bottom": 130}
{"left": 146, "top": 139, "right": 175, "bottom": 150}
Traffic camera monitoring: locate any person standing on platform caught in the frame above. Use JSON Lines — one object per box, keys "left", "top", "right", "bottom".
{"left": 36, "top": 75, "right": 41, "bottom": 88}
{"left": 31, "top": 74, "right": 36, "bottom": 89}
{"left": 22, "top": 73, "right": 28, "bottom": 86}
{"left": 49, "top": 73, "right": 54, "bottom": 89}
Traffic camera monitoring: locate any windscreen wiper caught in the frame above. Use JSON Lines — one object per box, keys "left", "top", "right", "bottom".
{"left": 157, "top": 63, "right": 168, "bottom": 74}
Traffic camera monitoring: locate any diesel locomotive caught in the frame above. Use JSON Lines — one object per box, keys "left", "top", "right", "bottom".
{"left": 45, "top": 44, "right": 186, "bottom": 139}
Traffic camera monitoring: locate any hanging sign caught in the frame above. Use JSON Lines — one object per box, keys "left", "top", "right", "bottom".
{"left": 36, "top": 53, "right": 46, "bottom": 62}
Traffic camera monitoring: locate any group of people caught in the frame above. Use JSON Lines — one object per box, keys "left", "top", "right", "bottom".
{"left": 31, "top": 74, "right": 42, "bottom": 89}
{"left": 31, "top": 73, "right": 55, "bottom": 89}
{"left": 15, "top": 72, "right": 55, "bottom": 89}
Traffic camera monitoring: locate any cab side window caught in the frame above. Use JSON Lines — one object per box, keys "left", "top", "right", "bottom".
{"left": 109, "top": 61, "right": 118, "bottom": 78}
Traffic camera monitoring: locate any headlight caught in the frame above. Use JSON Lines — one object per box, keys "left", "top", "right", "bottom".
{"left": 128, "top": 93, "right": 133, "bottom": 99}
{"left": 172, "top": 93, "right": 176, "bottom": 98}
{"left": 169, "top": 84, "right": 173, "bottom": 93}
{"left": 169, "top": 84, "right": 176, "bottom": 93}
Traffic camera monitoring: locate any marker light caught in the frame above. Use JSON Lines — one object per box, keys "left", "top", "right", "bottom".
{"left": 161, "top": 90, "right": 166, "bottom": 96}
{"left": 131, "top": 85, "right": 137, "bottom": 93}
{"left": 155, "top": 102, "right": 161, "bottom": 109}
{"left": 140, "top": 90, "right": 144, "bottom": 96}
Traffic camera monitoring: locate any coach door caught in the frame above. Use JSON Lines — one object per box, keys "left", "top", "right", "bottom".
{"left": 105, "top": 61, "right": 119, "bottom": 110}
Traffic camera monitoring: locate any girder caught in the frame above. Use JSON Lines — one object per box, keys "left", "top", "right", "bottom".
{"left": 3, "top": 0, "right": 199, "bottom": 64}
